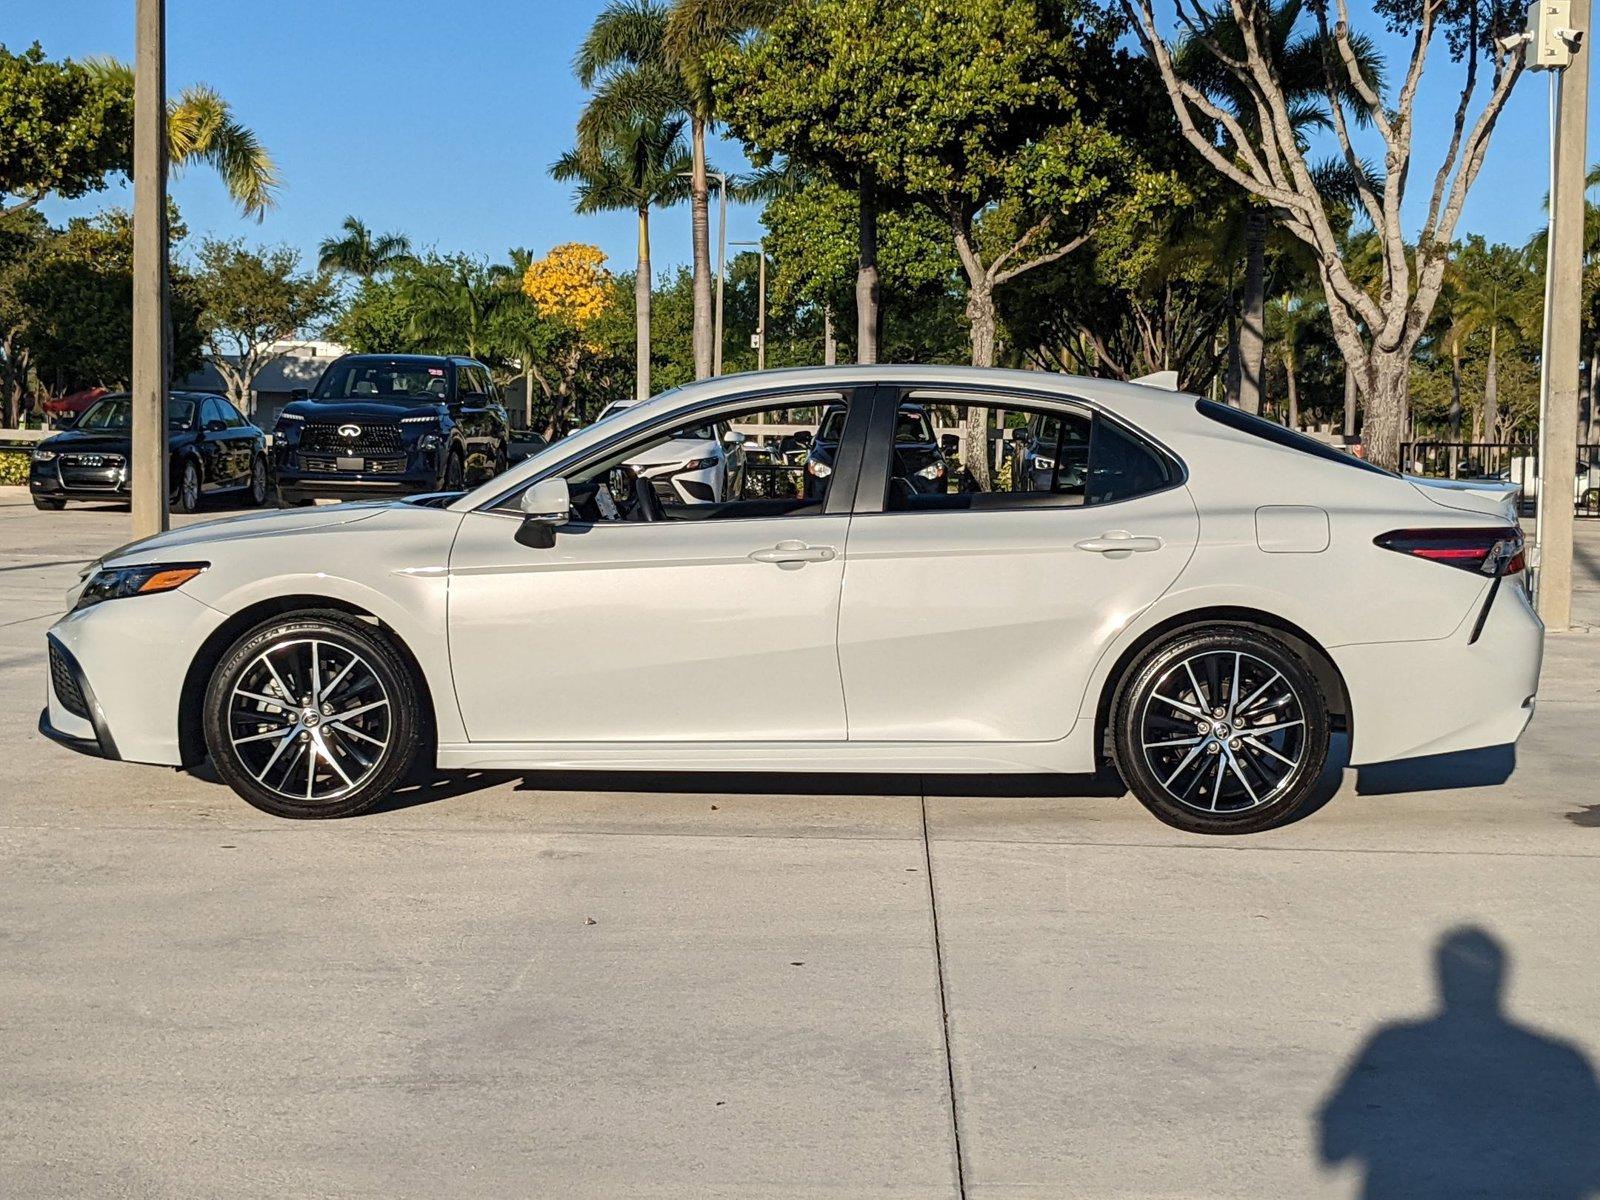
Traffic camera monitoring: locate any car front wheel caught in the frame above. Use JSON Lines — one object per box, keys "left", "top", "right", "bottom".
{"left": 174, "top": 459, "right": 202, "bottom": 513}
{"left": 1112, "top": 625, "right": 1331, "bottom": 834}
{"left": 203, "top": 611, "right": 422, "bottom": 819}
{"left": 248, "top": 455, "right": 268, "bottom": 506}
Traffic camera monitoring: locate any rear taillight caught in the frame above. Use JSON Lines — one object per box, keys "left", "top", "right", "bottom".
{"left": 1375, "top": 527, "right": 1525, "bottom": 575}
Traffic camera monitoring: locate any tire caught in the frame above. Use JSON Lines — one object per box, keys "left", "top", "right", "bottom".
{"left": 1111, "top": 624, "right": 1331, "bottom": 835}
{"left": 248, "top": 455, "right": 269, "bottom": 506}
{"left": 443, "top": 452, "right": 464, "bottom": 491}
{"left": 174, "top": 459, "right": 202, "bottom": 513}
{"left": 491, "top": 446, "right": 508, "bottom": 479}
{"left": 32, "top": 497, "right": 66, "bottom": 511}
{"left": 1582, "top": 486, "right": 1600, "bottom": 514}
{"left": 202, "top": 610, "right": 422, "bottom": 819}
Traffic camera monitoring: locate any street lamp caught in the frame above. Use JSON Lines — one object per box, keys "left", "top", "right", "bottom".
{"left": 679, "top": 170, "right": 729, "bottom": 375}
{"left": 732, "top": 239, "right": 766, "bottom": 372}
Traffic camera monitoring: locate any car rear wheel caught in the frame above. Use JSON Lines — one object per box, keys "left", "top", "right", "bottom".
{"left": 443, "top": 452, "right": 464, "bottom": 491}
{"left": 32, "top": 497, "right": 66, "bottom": 511}
{"left": 248, "top": 455, "right": 268, "bottom": 506}
{"left": 203, "top": 611, "right": 422, "bottom": 819}
{"left": 174, "top": 460, "right": 202, "bottom": 513}
{"left": 1112, "top": 625, "right": 1331, "bottom": 835}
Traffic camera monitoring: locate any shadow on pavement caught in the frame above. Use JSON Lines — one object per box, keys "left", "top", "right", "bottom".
{"left": 1353, "top": 744, "right": 1516, "bottom": 795}
{"left": 1317, "top": 927, "right": 1600, "bottom": 1199}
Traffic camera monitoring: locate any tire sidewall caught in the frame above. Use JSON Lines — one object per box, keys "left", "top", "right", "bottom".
{"left": 202, "top": 612, "right": 420, "bottom": 819}
{"left": 1113, "top": 624, "right": 1331, "bottom": 835}
{"left": 176, "top": 460, "right": 201, "bottom": 513}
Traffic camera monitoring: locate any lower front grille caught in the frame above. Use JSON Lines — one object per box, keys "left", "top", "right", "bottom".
{"left": 49, "top": 640, "right": 90, "bottom": 720}
{"left": 300, "top": 422, "right": 405, "bottom": 456}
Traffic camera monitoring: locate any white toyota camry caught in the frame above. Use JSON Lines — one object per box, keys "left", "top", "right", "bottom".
{"left": 40, "top": 366, "right": 1541, "bottom": 834}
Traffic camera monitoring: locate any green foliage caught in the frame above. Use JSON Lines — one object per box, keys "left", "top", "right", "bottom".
{"left": 0, "top": 43, "right": 129, "bottom": 213}
{"left": 192, "top": 239, "right": 335, "bottom": 361}
{"left": 13, "top": 209, "right": 203, "bottom": 392}
{"left": 318, "top": 216, "right": 413, "bottom": 278}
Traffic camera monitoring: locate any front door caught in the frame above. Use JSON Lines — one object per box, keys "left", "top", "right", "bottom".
{"left": 836, "top": 388, "right": 1200, "bottom": 742}
{"left": 446, "top": 389, "right": 869, "bottom": 744}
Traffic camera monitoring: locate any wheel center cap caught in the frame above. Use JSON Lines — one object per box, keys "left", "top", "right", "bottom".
{"left": 1215, "top": 722, "right": 1232, "bottom": 739}
{"left": 302, "top": 710, "right": 322, "bottom": 729}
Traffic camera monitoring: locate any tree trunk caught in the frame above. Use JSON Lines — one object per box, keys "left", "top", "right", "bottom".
{"left": 1363, "top": 354, "right": 1411, "bottom": 472}
{"left": 1484, "top": 325, "right": 1499, "bottom": 441}
{"left": 1448, "top": 338, "right": 1463, "bottom": 441}
{"left": 1285, "top": 352, "right": 1299, "bottom": 431}
{"left": 1237, "top": 209, "right": 1268, "bottom": 415}
{"left": 855, "top": 175, "right": 880, "bottom": 365}
{"left": 1343, "top": 364, "right": 1357, "bottom": 438}
{"left": 1588, "top": 350, "right": 1598, "bottom": 442}
{"left": 689, "top": 116, "right": 713, "bottom": 380}
{"left": 823, "top": 303, "right": 837, "bottom": 366}
{"left": 634, "top": 207, "right": 651, "bottom": 403}
{"left": 962, "top": 276, "right": 998, "bottom": 491}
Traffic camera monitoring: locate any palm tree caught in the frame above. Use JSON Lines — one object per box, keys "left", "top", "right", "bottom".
{"left": 401, "top": 257, "right": 512, "bottom": 360}
{"left": 1176, "top": 0, "right": 1383, "bottom": 415}
{"left": 1267, "top": 286, "right": 1323, "bottom": 430}
{"left": 83, "top": 59, "right": 278, "bottom": 220}
{"left": 553, "top": 117, "right": 691, "bottom": 400}
{"left": 1451, "top": 236, "right": 1541, "bottom": 442}
{"left": 318, "top": 216, "right": 415, "bottom": 278}
{"left": 575, "top": 0, "right": 779, "bottom": 381}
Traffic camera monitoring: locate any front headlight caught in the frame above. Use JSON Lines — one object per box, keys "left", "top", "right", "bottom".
{"left": 32, "top": 448, "right": 57, "bottom": 463}
{"left": 806, "top": 460, "right": 832, "bottom": 478}
{"left": 75, "top": 562, "right": 208, "bottom": 611}
{"left": 417, "top": 434, "right": 443, "bottom": 451}
{"left": 1031, "top": 455, "right": 1055, "bottom": 471}
{"left": 679, "top": 457, "right": 717, "bottom": 472}
{"left": 916, "top": 462, "right": 945, "bottom": 480}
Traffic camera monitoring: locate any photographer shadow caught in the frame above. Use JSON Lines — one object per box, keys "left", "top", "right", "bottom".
{"left": 1317, "top": 927, "right": 1600, "bottom": 1199}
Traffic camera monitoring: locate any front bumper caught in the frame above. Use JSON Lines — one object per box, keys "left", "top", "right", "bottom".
{"left": 274, "top": 446, "right": 442, "bottom": 500}
{"left": 42, "top": 591, "right": 227, "bottom": 767}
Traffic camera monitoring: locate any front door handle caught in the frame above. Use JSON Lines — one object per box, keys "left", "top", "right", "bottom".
{"left": 749, "top": 540, "right": 837, "bottom": 565}
{"left": 1075, "top": 531, "right": 1164, "bottom": 557}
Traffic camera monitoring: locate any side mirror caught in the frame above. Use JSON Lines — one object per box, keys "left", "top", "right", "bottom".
{"left": 940, "top": 434, "right": 960, "bottom": 455}
{"left": 722, "top": 428, "right": 745, "bottom": 446}
{"left": 515, "top": 476, "right": 570, "bottom": 548}
{"left": 290, "top": 388, "right": 308, "bottom": 403}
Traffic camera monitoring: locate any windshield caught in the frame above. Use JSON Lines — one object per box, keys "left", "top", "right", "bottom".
{"left": 894, "top": 409, "right": 935, "bottom": 445}
{"left": 314, "top": 361, "right": 451, "bottom": 405}
{"left": 816, "top": 407, "right": 848, "bottom": 443}
{"left": 77, "top": 395, "right": 196, "bottom": 432}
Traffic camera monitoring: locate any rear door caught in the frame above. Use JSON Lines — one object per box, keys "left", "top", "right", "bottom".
{"left": 836, "top": 386, "right": 1199, "bottom": 742}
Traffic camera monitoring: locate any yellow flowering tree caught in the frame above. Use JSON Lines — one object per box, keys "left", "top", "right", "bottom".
{"left": 522, "top": 243, "right": 613, "bottom": 328}
{"left": 515, "top": 244, "right": 626, "bottom": 436}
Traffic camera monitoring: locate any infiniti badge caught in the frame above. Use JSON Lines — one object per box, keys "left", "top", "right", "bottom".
{"left": 338, "top": 424, "right": 362, "bottom": 439}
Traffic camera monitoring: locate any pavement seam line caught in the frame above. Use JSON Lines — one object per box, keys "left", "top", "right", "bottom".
{"left": 922, "top": 786, "right": 969, "bottom": 1200}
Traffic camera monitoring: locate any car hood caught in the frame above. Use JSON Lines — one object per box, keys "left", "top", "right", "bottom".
{"left": 1407, "top": 475, "right": 1521, "bottom": 522}
{"left": 40, "top": 428, "right": 177, "bottom": 453}
{"left": 282, "top": 399, "right": 447, "bottom": 423}
{"left": 99, "top": 502, "right": 393, "bottom": 566}
{"left": 624, "top": 436, "right": 716, "bottom": 469}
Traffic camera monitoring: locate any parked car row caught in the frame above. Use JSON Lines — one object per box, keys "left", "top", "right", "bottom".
{"left": 26, "top": 354, "right": 515, "bottom": 513}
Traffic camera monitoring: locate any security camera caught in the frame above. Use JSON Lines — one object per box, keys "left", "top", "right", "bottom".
{"left": 1498, "top": 30, "right": 1533, "bottom": 51}
{"left": 1555, "top": 26, "right": 1584, "bottom": 50}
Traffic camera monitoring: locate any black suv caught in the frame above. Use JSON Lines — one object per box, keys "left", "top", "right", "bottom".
{"left": 272, "top": 354, "right": 510, "bottom": 505}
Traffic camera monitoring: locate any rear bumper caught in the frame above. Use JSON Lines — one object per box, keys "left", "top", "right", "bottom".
{"left": 1335, "top": 577, "right": 1544, "bottom": 765}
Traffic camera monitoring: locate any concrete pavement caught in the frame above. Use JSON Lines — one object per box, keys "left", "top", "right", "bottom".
{"left": 3, "top": 488, "right": 1599, "bottom": 1198}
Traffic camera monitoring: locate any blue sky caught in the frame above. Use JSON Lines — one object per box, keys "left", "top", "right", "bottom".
{"left": 4, "top": 0, "right": 1594, "bottom": 277}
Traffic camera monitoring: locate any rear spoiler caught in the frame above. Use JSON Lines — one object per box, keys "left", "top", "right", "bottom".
{"left": 1404, "top": 474, "right": 1522, "bottom": 523}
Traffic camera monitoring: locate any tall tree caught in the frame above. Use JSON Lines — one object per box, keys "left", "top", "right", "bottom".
{"left": 192, "top": 239, "right": 335, "bottom": 413}
{"left": 1125, "top": 0, "right": 1526, "bottom": 469}
{"left": 317, "top": 216, "right": 414, "bottom": 278}
{"left": 1450, "top": 235, "right": 1540, "bottom": 441}
{"left": 1173, "top": 0, "right": 1381, "bottom": 415}
{"left": 555, "top": 113, "right": 690, "bottom": 400}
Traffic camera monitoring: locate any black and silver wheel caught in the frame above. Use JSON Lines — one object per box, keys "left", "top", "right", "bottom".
{"left": 203, "top": 611, "right": 421, "bottom": 819}
{"left": 443, "top": 452, "right": 464, "bottom": 491}
{"left": 174, "top": 459, "right": 202, "bottom": 513}
{"left": 248, "top": 455, "right": 269, "bottom": 506}
{"left": 1113, "top": 625, "right": 1330, "bottom": 834}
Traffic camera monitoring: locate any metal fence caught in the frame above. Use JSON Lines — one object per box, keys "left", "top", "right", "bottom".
{"left": 1400, "top": 441, "right": 1600, "bottom": 518}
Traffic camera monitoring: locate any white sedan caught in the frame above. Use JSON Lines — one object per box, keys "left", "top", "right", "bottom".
{"left": 40, "top": 366, "right": 1542, "bottom": 834}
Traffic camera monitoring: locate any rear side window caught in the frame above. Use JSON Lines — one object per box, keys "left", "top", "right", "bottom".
{"left": 1196, "top": 399, "right": 1396, "bottom": 477}
{"left": 1088, "top": 418, "right": 1174, "bottom": 504}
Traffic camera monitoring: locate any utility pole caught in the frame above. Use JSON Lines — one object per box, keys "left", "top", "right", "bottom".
{"left": 713, "top": 173, "right": 728, "bottom": 376}
{"left": 733, "top": 239, "right": 767, "bottom": 371}
{"left": 131, "top": 0, "right": 170, "bottom": 538}
{"left": 1528, "top": 0, "right": 1590, "bottom": 629}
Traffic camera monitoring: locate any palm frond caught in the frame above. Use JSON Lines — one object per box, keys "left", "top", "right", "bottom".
{"left": 575, "top": 0, "right": 671, "bottom": 87}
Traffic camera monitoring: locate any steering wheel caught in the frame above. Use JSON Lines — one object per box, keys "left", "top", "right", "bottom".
{"left": 631, "top": 473, "right": 662, "bottom": 522}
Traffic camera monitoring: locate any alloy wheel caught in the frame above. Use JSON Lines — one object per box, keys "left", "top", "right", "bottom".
{"left": 227, "top": 637, "right": 392, "bottom": 804}
{"left": 181, "top": 463, "right": 200, "bottom": 511}
{"left": 1138, "top": 649, "right": 1307, "bottom": 814}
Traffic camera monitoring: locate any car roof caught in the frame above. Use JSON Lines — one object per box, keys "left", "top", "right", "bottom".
{"left": 333, "top": 353, "right": 469, "bottom": 367}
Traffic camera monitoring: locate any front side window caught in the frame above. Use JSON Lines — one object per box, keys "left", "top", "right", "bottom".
{"left": 875, "top": 392, "right": 1174, "bottom": 511}
{"left": 78, "top": 395, "right": 196, "bottom": 432}
{"left": 553, "top": 394, "right": 848, "bottom": 524}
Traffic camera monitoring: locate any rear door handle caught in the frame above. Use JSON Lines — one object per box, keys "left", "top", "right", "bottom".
{"left": 749, "top": 540, "right": 837, "bottom": 564}
{"left": 1075, "top": 531, "right": 1164, "bottom": 557}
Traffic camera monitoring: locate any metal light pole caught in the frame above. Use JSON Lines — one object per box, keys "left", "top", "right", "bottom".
{"left": 733, "top": 239, "right": 767, "bottom": 371}
{"left": 131, "top": 0, "right": 170, "bottom": 537}
{"left": 1525, "top": 0, "right": 1590, "bottom": 630}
